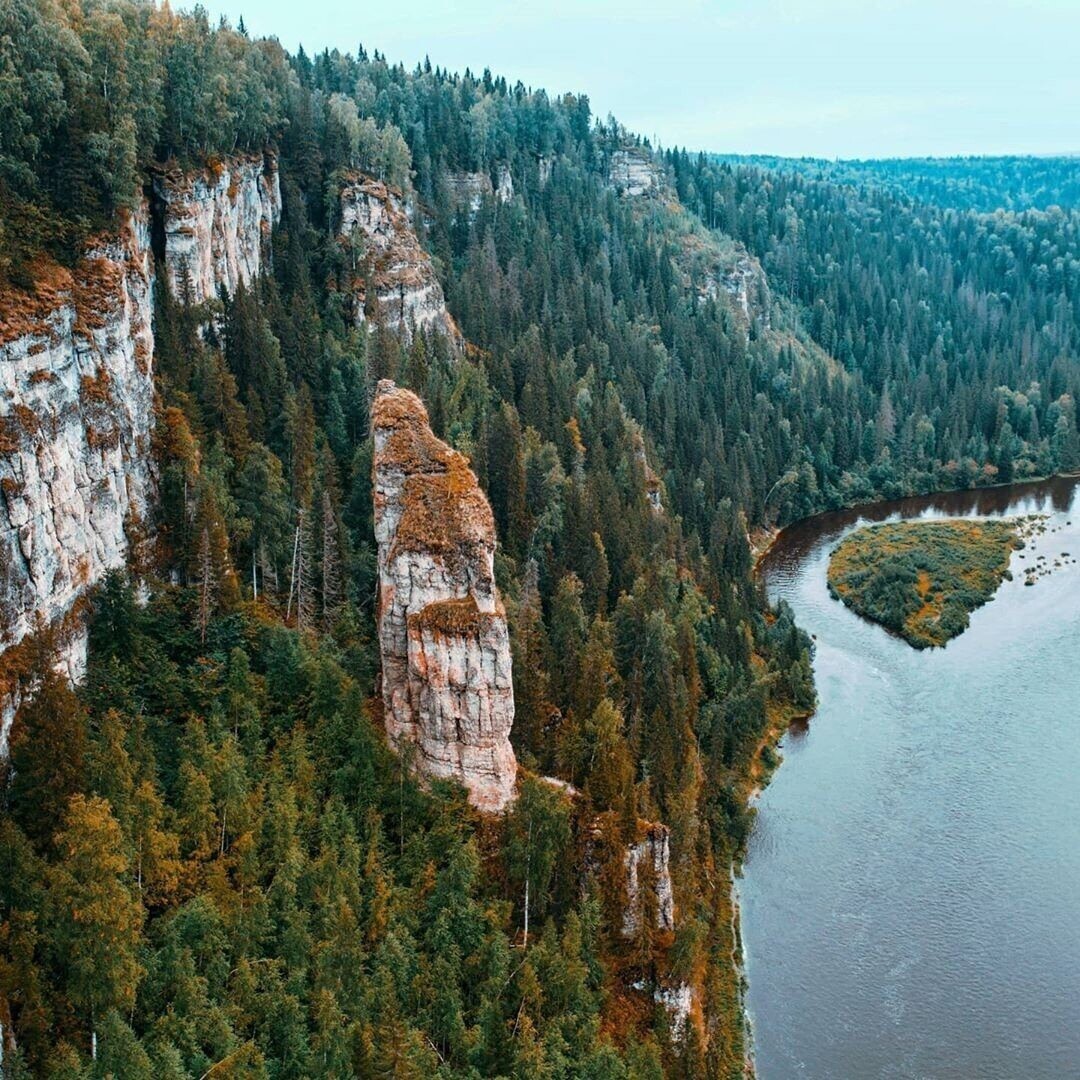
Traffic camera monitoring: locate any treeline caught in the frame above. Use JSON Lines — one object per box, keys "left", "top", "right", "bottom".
{"left": 717, "top": 154, "right": 1080, "bottom": 212}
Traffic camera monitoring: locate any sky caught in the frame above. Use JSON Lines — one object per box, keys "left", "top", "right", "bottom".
{"left": 198, "top": 0, "right": 1080, "bottom": 159}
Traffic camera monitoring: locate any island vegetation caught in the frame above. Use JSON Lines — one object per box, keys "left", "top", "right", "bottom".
{"left": 827, "top": 519, "right": 1031, "bottom": 648}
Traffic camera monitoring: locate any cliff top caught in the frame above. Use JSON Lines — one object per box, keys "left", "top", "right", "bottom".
{"left": 0, "top": 214, "right": 148, "bottom": 348}
{"left": 373, "top": 381, "right": 496, "bottom": 560}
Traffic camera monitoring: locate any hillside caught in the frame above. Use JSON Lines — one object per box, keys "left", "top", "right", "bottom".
{"left": 0, "top": 2, "right": 1077, "bottom": 1077}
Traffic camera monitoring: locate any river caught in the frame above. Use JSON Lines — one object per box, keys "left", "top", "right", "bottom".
{"left": 741, "top": 476, "right": 1080, "bottom": 1079}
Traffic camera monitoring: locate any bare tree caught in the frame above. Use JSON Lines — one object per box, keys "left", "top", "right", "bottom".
{"left": 197, "top": 527, "right": 215, "bottom": 643}
{"left": 287, "top": 509, "right": 316, "bottom": 635}
{"left": 321, "top": 491, "right": 343, "bottom": 632}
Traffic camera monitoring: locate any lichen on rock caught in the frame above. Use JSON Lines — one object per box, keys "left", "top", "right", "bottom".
{"left": 0, "top": 207, "right": 156, "bottom": 746}
{"left": 372, "top": 380, "right": 516, "bottom": 811}
{"left": 154, "top": 152, "right": 281, "bottom": 304}
{"left": 339, "top": 176, "right": 459, "bottom": 343}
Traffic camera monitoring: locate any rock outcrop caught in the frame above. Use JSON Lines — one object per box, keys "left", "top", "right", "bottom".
{"left": 339, "top": 177, "right": 459, "bottom": 343}
{"left": 654, "top": 982, "right": 695, "bottom": 1040}
{"left": 623, "top": 821, "right": 676, "bottom": 937}
{"left": 0, "top": 209, "right": 155, "bottom": 748}
{"left": 154, "top": 152, "right": 281, "bottom": 304}
{"left": 445, "top": 165, "right": 514, "bottom": 216}
{"left": 609, "top": 148, "right": 663, "bottom": 198}
{"left": 372, "top": 380, "right": 516, "bottom": 811}
{"left": 701, "top": 249, "right": 771, "bottom": 328}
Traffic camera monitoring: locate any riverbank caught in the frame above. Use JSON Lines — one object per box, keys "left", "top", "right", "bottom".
{"left": 751, "top": 471, "right": 1080, "bottom": 579}
{"left": 740, "top": 473, "right": 1080, "bottom": 1078}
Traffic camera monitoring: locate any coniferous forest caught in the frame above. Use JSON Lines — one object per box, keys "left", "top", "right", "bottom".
{"left": 0, "top": 2, "right": 1078, "bottom": 1077}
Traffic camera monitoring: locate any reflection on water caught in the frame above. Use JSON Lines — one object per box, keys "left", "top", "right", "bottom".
{"left": 741, "top": 477, "right": 1080, "bottom": 1080}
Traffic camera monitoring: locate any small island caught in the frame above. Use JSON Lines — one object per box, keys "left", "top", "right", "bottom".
{"left": 827, "top": 518, "right": 1033, "bottom": 648}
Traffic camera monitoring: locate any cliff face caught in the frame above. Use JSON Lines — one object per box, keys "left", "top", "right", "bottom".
{"left": 609, "top": 148, "right": 663, "bottom": 198}
{"left": 0, "top": 155, "right": 281, "bottom": 752}
{"left": 154, "top": 152, "right": 281, "bottom": 304}
{"left": 623, "top": 821, "right": 676, "bottom": 937}
{"left": 701, "top": 249, "right": 772, "bottom": 328}
{"left": 372, "top": 380, "right": 517, "bottom": 812}
{"left": 0, "top": 209, "right": 155, "bottom": 747}
{"left": 339, "top": 177, "right": 459, "bottom": 343}
{"left": 445, "top": 165, "right": 514, "bottom": 215}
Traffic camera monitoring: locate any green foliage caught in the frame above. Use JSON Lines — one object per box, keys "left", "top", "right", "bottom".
{"left": 827, "top": 518, "right": 1023, "bottom": 647}
{"left": 11, "top": 2, "right": 1062, "bottom": 1072}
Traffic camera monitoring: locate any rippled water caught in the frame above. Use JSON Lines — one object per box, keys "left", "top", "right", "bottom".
{"left": 741, "top": 477, "right": 1080, "bottom": 1079}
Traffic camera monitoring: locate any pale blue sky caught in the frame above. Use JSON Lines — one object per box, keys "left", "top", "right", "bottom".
{"left": 199, "top": 0, "right": 1079, "bottom": 158}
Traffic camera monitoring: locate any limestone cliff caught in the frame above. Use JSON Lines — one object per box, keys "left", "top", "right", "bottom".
{"left": 339, "top": 177, "right": 459, "bottom": 343}
{"left": 445, "top": 165, "right": 514, "bottom": 215}
{"left": 0, "top": 155, "right": 282, "bottom": 753}
{"left": 0, "top": 209, "right": 155, "bottom": 747}
{"left": 372, "top": 380, "right": 517, "bottom": 812}
{"left": 609, "top": 148, "right": 663, "bottom": 198}
{"left": 622, "top": 821, "right": 676, "bottom": 937}
{"left": 154, "top": 152, "right": 281, "bottom": 304}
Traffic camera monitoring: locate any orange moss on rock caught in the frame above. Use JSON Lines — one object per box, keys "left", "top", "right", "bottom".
{"left": 374, "top": 383, "right": 496, "bottom": 561}
{"left": 393, "top": 461, "right": 495, "bottom": 558}
{"left": 410, "top": 595, "right": 504, "bottom": 637}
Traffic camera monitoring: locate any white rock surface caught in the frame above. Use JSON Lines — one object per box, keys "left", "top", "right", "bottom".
{"left": 155, "top": 153, "right": 281, "bottom": 304}
{"left": 339, "top": 177, "right": 459, "bottom": 343}
{"left": 701, "top": 250, "right": 772, "bottom": 327}
{"left": 609, "top": 148, "right": 663, "bottom": 198}
{"left": 445, "top": 166, "right": 514, "bottom": 215}
{"left": 0, "top": 209, "right": 155, "bottom": 748}
{"left": 623, "top": 822, "right": 676, "bottom": 936}
{"left": 372, "top": 380, "right": 517, "bottom": 811}
{"left": 655, "top": 982, "right": 695, "bottom": 1040}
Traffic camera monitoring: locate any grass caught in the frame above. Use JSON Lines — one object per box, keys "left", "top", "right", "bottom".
{"left": 826, "top": 518, "right": 1029, "bottom": 648}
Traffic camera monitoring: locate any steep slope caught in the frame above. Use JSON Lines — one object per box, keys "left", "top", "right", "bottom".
{"left": 0, "top": 212, "right": 155, "bottom": 744}
{"left": 153, "top": 153, "right": 281, "bottom": 304}
{"left": 0, "top": 153, "right": 285, "bottom": 748}
{"left": 339, "top": 176, "right": 459, "bottom": 342}
{"left": 372, "top": 380, "right": 516, "bottom": 811}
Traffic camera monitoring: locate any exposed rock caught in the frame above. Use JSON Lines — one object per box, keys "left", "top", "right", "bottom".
{"left": 654, "top": 982, "right": 695, "bottom": 1040}
{"left": 445, "top": 165, "right": 514, "bottom": 216}
{"left": 495, "top": 163, "right": 514, "bottom": 203}
{"left": 623, "top": 821, "right": 676, "bottom": 937}
{"left": 154, "top": 152, "right": 281, "bottom": 304}
{"left": 0, "top": 209, "right": 155, "bottom": 749}
{"left": 537, "top": 154, "right": 554, "bottom": 189}
{"left": 339, "top": 176, "right": 459, "bottom": 343}
{"left": 701, "top": 250, "right": 771, "bottom": 327}
{"left": 609, "top": 148, "right": 663, "bottom": 198}
{"left": 372, "top": 380, "right": 516, "bottom": 811}
{"left": 631, "top": 428, "right": 663, "bottom": 513}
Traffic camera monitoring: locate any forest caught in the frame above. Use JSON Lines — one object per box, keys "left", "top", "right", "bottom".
{"left": 0, "top": 1, "right": 1078, "bottom": 1077}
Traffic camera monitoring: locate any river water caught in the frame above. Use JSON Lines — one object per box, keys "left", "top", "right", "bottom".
{"left": 742, "top": 477, "right": 1080, "bottom": 1079}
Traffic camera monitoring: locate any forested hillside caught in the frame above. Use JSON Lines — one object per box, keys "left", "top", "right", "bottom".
{"left": 0, "top": 2, "right": 1077, "bottom": 1078}
{"left": 718, "top": 154, "right": 1080, "bottom": 212}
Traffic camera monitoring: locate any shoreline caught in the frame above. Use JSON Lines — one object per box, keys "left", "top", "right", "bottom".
{"left": 750, "top": 470, "right": 1080, "bottom": 579}
{"left": 735, "top": 471, "right": 1080, "bottom": 1073}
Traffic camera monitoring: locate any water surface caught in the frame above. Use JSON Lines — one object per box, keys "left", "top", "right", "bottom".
{"left": 742, "top": 477, "right": 1080, "bottom": 1079}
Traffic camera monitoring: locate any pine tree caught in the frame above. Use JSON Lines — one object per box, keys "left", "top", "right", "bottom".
{"left": 46, "top": 796, "right": 144, "bottom": 1049}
